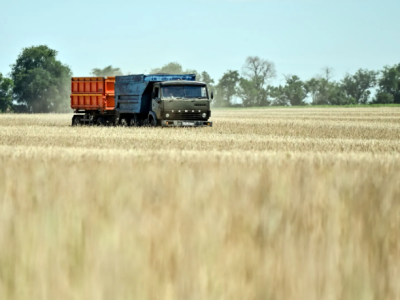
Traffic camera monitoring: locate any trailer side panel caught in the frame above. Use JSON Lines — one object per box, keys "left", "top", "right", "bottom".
{"left": 70, "top": 77, "right": 115, "bottom": 111}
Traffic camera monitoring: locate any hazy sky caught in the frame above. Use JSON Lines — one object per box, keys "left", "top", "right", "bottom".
{"left": 1, "top": 0, "right": 399, "bottom": 84}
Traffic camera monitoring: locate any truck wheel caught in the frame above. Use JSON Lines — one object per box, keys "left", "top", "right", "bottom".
{"left": 97, "top": 117, "right": 106, "bottom": 126}
{"left": 129, "top": 119, "right": 136, "bottom": 127}
{"left": 119, "top": 118, "right": 127, "bottom": 126}
{"left": 133, "top": 115, "right": 142, "bottom": 127}
{"left": 149, "top": 116, "right": 157, "bottom": 127}
{"left": 126, "top": 118, "right": 133, "bottom": 127}
{"left": 72, "top": 116, "right": 81, "bottom": 126}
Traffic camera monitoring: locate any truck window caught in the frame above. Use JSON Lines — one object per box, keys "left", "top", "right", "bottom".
{"left": 154, "top": 87, "right": 159, "bottom": 98}
{"left": 185, "top": 86, "right": 207, "bottom": 98}
{"left": 162, "top": 85, "right": 207, "bottom": 99}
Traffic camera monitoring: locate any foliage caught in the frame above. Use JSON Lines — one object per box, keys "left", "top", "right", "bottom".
{"left": 10, "top": 45, "right": 72, "bottom": 113}
{"left": 91, "top": 65, "right": 123, "bottom": 77}
{"left": 269, "top": 85, "right": 289, "bottom": 106}
{"left": 373, "top": 92, "right": 394, "bottom": 104}
{"left": 374, "top": 64, "right": 400, "bottom": 104}
{"left": 214, "top": 70, "right": 239, "bottom": 107}
{"left": 238, "top": 77, "right": 267, "bottom": 107}
{"left": 149, "top": 62, "right": 215, "bottom": 86}
{"left": 150, "top": 62, "right": 184, "bottom": 75}
{"left": 306, "top": 68, "right": 341, "bottom": 105}
{"left": 238, "top": 56, "right": 276, "bottom": 107}
{"left": 0, "top": 73, "right": 14, "bottom": 112}
{"left": 305, "top": 73, "right": 356, "bottom": 106}
{"left": 328, "top": 83, "right": 357, "bottom": 105}
{"left": 341, "top": 69, "right": 377, "bottom": 104}
{"left": 3, "top": 46, "right": 400, "bottom": 112}
{"left": 200, "top": 71, "right": 215, "bottom": 87}
{"left": 270, "top": 75, "right": 308, "bottom": 107}
{"left": 282, "top": 75, "right": 307, "bottom": 106}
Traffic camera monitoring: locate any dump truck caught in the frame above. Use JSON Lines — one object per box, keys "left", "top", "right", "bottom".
{"left": 71, "top": 74, "right": 213, "bottom": 127}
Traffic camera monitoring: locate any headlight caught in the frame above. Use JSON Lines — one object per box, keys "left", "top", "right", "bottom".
{"left": 166, "top": 113, "right": 170, "bottom": 118}
{"left": 202, "top": 113, "right": 207, "bottom": 118}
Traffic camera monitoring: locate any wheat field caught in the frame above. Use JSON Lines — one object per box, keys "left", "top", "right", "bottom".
{"left": 1, "top": 108, "right": 400, "bottom": 300}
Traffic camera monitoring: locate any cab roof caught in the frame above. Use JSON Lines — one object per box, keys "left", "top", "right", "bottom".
{"left": 160, "top": 80, "right": 206, "bottom": 86}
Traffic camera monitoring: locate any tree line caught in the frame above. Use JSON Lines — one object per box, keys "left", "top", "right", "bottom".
{"left": 149, "top": 58, "right": 400, "bottom": 107}
{"left": 0, "top": 45, "right": 399, "bottom": 113}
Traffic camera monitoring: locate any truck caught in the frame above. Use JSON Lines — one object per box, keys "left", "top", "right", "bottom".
{"left": 70, "top": 74, "right": 213, "bottom": 127}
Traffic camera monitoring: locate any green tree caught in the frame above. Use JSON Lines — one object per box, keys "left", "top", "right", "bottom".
{"left": 305, "top": 68, "right": 355, "bottom": 105}
{"left": 214, "top": 70, "right": 239, "bottom": 107}
{"left": 238, "top": 77, "right": 265, "bottom": 107}
{"left": 305, "top": 77, "right": 326, "bottom": 105}
{"left": 374, "top": 64, "right": 400, "bottom": 104}
{"left": 373, "top": 92, "right": 394, "bottom": 104}
{"left": 238, "top": 56, "right": 276, "bottom": 106}
{"left": 305, "top": 68, "right": 333, "bottom": 105}
{"left": 10, "top": 45, "right": 72, "bottom": 113}
{"left": 328, "top": 82, "right": 356, "bottom": 105}
{"left": 150, "top": 62, "right": 208, "bottom": 82}
{"left": 0, "top": 73, "right": 14, "bottom": 112}
{"left": 149, "top": 62, "right": 215, "bottom": 94}
{"left": 341, "top": 69, "right": 377, "bottom": 104}
{"left": 150, "top": 62, "right": 184, "bottom": 74}
{"left": 283, "top": 75, "right": 307, "bottom": 106}
{"left": 200, "top": 71, "right": 215, "bottom": 87}
{"left": 306, "top": 77, "right": 355, "bottom": 105}
{"left": 269, "top": 85, "right": 289, "bottom": 106}
{"left": 91, "top": 65, "right": 123, "bottom": 76}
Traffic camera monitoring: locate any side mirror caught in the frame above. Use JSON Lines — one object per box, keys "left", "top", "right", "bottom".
{"left": 211, "top": 92, "right": 214, "bottom": 100}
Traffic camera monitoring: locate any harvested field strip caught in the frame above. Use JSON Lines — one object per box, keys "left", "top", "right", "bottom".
{"left": 1, "top": 145, "right": 400, "bottom": 163}
{"left": 1, "top": 108, "right": 400, "bottom": 300}
{"left": 1, "top": 151, "right": 400, "bottom": 300}
{"left": 0, "top": 131, "right": 399, "bottom": 153}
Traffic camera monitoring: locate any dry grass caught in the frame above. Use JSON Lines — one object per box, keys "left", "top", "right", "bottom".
{"left": 1, "top": 108, "right": 400, "bottom": 300}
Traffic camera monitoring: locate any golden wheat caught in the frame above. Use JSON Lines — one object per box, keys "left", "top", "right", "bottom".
{"left": 1, "top": 108, "right": 400, "bottom": 300}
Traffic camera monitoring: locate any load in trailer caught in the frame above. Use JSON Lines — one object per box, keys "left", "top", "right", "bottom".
{"left": 71, "top": 74, "right": 213, "bottom": 127}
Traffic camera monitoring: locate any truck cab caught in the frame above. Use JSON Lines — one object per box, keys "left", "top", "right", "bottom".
{"left": 151, "top": 81, "right": 212, "bottom": 127}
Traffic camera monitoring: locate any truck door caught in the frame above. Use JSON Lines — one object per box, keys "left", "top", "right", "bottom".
{"left": 152, "top": 85, "right": 162, "bottom": 119}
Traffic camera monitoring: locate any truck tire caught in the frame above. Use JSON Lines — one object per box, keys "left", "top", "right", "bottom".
{"left": 148, "top": 112, "right": 157, "bottom": 127}
{"left": 72, "top": 115, "right": 81, "bottom": 126}
{"left": 125, "top": 118, "right": 133, "bottom": 127}
{"left": 97, "top": 117, "right": 106, "bottom": 126}
{"left": 129, "top": 118, "right": 136, "bottom": 127}
{"left": 120, "top": 118, "right": 128, "bottom": 127}
{"left": 148, "top": 116, "right": 156, "bottom": 127}
{"left": 133, "top": 114, "right": 142, "bottom": 127}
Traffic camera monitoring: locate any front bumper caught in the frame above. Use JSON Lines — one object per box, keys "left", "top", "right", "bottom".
{"left": 162, "top": 120, "right": 213, "bottom": 127}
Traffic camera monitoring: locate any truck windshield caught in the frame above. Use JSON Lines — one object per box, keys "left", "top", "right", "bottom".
{"left": 162, "top": 85, "right": 207, "bottom": 99}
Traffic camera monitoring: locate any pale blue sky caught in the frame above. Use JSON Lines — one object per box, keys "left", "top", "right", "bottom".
{"left": 1, "top": 0, "right": 399, "bottom": 84}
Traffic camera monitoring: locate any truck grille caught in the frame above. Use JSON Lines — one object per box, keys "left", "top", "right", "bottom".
{"left": 166, "top": 111, "right": 209, "bottom": 120}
